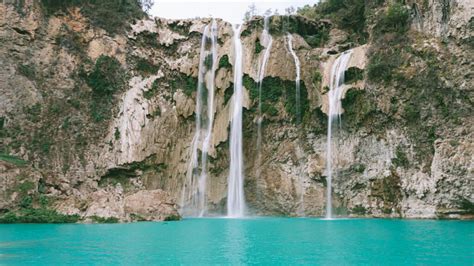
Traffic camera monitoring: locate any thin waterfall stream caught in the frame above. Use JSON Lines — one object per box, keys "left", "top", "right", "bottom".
{"left": 287, "top": 33, "right": 301, "bottom": 124}
{"left": 256, "top": 16, "right": 273, "bottom": 182}
{"left": 180, "top": 20, "right": 218, "bottom": 217}
{"left": 227, "top": 24, "right": 246, "bottom": 217}
{"left": 287, "top": 33, "right": 305, "bottom": 215}
{"left": 325, "top": 49, "right": 353, "bottom": 219}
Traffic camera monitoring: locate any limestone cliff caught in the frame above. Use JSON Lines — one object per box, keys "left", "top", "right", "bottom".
{"left": 0, "top": 0, "right": 472, "bottom": 222}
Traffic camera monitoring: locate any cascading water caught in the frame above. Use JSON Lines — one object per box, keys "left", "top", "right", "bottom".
{"left": 227, "top": 24, "right": 245, "bottom": 217}
{"left": 255, "top": 16, "right": 273, "bottom": 179}
{"left": 325, "top": 49, "right": 353, "bottom": 219}
{"left": 287, "top": 33, "right": 305, "bottom": 215}
{"left": 180, "top": 20, "right": 218, "bottom": 217}
{"left": 287, "top": 33, "right": 301, "bottom": 124}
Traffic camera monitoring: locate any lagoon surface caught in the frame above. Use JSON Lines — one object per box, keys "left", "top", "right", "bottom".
{"left": 0, "top": 218, "right": 473, "bottom": 265}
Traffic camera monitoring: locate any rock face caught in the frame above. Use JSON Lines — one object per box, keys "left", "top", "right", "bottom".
{"left": 0, "top": 1, "right": 472, "bottom": 222}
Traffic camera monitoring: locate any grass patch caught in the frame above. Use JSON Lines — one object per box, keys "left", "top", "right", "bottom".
{"left": 374, "top": 3, "right": 410, "bottom": 37}
{"left": 218, "top": 55, "right": 231, "bottom": 69}
{"left": 164, "top": 214, "right": 181, "bottom": 221}
{"left": 0, "top": 208, "right": 80, "bottom": 224}
{"left": 392, "top": 146, "right": 409, "bottom": 168}
{"left": 85, "top": 55, "right": 126, "bottom": 122}
{"left": 170, "top": 73, "right": 198, "bottom": 97}
{"left": 144, "top": 79, "right": 159, "bottom": 100}
{"left": 351, "top": 205, "right": 367, "bottom": 215}
{"left": 17, "top": 64, "right": 36, "bottom": 80}
{"left": 90, "top": 215, "right": 119, "bottom": 223}
{"left": 0, "top": 154, "right": 28, "bottom": 166}
{"left": 255, "top": 39, "right": 263, "bottom": 54}
{"left": 204, "top": 54, "right": 213, "bottom": 70}
{"left": 244, "top": 75, "right": 309, "bottom": 123}
{"left": 135, "top": 58, "right": 159, "bottom": 75}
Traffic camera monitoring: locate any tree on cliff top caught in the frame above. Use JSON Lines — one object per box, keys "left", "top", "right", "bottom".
{"left": 41, "top": 0, "right": 155, "bottom": 34}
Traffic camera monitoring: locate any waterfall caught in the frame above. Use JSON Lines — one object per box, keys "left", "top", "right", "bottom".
{"left": 325, "top": 49, "right": 353, "bottom": 219}
{"left": 287, "top": 33, "right": 301, "bottom": 124}
{"left": 256, "top": 16, "right": 273, "bottom": 180}
{"left": 287, "top": 33, "right": 305, "bottom": 215}
{"left": 180, "top": 20, "right": 218, "bottom": 217}
{"left": 227, "top": 24, "right": 245, "bottom": 217}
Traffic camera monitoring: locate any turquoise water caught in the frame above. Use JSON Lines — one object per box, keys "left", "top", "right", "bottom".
{"left": 0, "top": 218, "right": 472, "bottom": 265}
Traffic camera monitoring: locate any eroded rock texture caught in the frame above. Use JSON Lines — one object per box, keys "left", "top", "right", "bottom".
{"left": 0, "top": 1, "right": 472, "bottom": 222}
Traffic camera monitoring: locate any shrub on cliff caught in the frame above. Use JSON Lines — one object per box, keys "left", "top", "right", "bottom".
{"left": 374, "top": 3, "right": 410, "bottom": 36}
{"left": 87, "top": 55, "right": 125, "bottom": 96}
{"left": 85, "top": 55, "right": 126, "bottom": 121}
{"left": 0, "top": 209, "right": 80, "bottom": 224}
{"left": 40, "top": 0, "right": 153, "bottom": 34}
{"left": 297, "top": 0, "right": 368, "bottom": 42}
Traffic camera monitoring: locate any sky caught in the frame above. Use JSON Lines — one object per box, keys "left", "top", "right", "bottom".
{"left": 150, "top": 0, "right": 318, "bottom": 24}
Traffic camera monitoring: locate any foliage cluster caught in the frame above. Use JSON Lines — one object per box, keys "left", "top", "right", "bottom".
{"left": 244, "top": 75, "right": 309, "bottom": 123}
{"left": 218, "top": 55, "right": 231, "bottom": 69}
{"left": 344, "top": 67, "right": 364, "bottom": 84}
{"left": 135, "top": 58, "right": 160, "bottom": 76}
{"left": 255, "top": 39, "right": 264, "bottom": 54}
{"left": 297, "top": 0, "right": 370, "bottom": 43}
{"left": 85, "top": 55, "right": 125, "bottom": 122}
{"left": 392, "top": 146, "right": 409, "bottom": 168}
{"left": 169, "top": 73, "right": 198, "bottom": 97}
{"left": 269, "top": 16, "right": 330, "bottom": 47}
{"left": 40, "top": 0, "right": 153, "bottom": 34}
{"left": 0, "top": 154, "right": 28, "bottom": 166}
{"left": 0, "top": 208, "right": 80, "bottom": 224}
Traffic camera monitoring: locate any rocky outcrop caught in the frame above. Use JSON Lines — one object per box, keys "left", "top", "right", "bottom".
{"left": 56, "top": 188, "right": 180, "bottom": 222}
{"left": 0, "top": 1, "right": 472, "bottom": 222}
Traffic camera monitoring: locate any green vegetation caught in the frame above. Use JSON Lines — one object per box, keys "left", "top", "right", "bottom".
{"left": 99, "top": 155, "right": 166, "bottom": 189}
{"left": 218, "top": 55, "right": 231, "bottom": 69}
{"left": 130, "top": 213, "right": 146, "bottom": 221}
{"left": 403, "top": 103, "right": 420, "bottom": 123}
{"left": 164, "top": 214, "right": 181, "bottom": 221}
{"left": 351, "top": 205, "right": 367, "bottom": 215}
{"left": 255, "top": 39, "right": 264, "bottom": 54}
{"left": 367, "top": 49, "right": 402, "bottom": 83}
{"left": 17, "top": 64, "right": 36, "bottom": 80}
{"left": 135, "top": 57, "right": 159, "bottom": 75}
{"left": 243, "top": 75, "right": 309, "bottom": 123}
{"left": 0, "top": 208, "right": 80, "bottom": 224}
{"left": 305, "top": 28, "right": 330, "bottom": 47}
{"left": 312, "top": 70, "right": 322, "bottom": 87}
{"left": 350, "top": 163, "right": 366, "bottom": 173}
{"left": 85, "top": 55, "right": 125, "bottom": 122}
{"left": 392, "top": 146, "right": 409, "bottom": 168}
{"left": 170, "top": 73, "right": 198, "bottom": 97}
{"left": 168, "top": 21, "right": 191, "bottom": 35}
{"left": 457, "top": 198, "right": 474, "bottom": 214}
{"left": 341, "top": 89, "right": 379, "bottom": 130}
{"left": 367, "top": 3, "right": 410, "bottom": 83}
{"left": 344, "top": 67, "right": 364, "bottom": 84}
{"left": 90, "top": 215, "right": 119, "bottom": 223}
{"left": 87, "top": 55, "right": 125, "bottom": 96}
{"left": 297, "top": 0, "right": 369, "bottom": 43}
{"left": 0, "top": 154, "right": 28, "bottom": 166}
{"left": 40, "top": 0, "right": 150, "bottom": 34}
{"left": 204, "top": 54, "right": 213, "bottom": 70}
{"left": 223, "top": 83, "right": 234, "bottom": 105}
{"left": 135, "top": 32, "right": 159, "bottom": 48}
{"left": 270, "top": 16, "right": 330, "bottom": 47}
{"left": 144, "top": 79, "right": 159, "bottom": 100}
{"left": 374, "top": 3, "right": 410, "bottom": 36}
{"left": 114, "top": 127, "right": 120, "bottom": 140}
